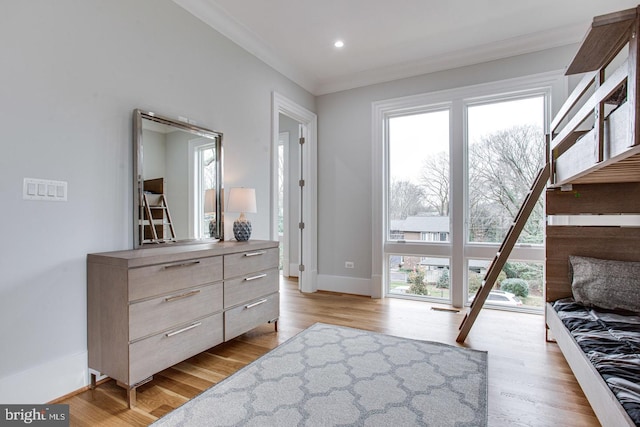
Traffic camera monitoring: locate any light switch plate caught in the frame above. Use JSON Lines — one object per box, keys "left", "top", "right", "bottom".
{"left": 23, "top": 178, "right": 67, "bottom": 201}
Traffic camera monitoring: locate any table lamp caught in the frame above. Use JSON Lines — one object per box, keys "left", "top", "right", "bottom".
{"left": 227, "top": 187, "right": 256, "bottom": 241}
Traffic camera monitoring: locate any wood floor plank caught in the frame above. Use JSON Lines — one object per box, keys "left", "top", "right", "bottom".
{"left": 154, "top": 367, "right": 212, "bottom": 392}
{"left": 60, "top": 276, "right": 599, "bottom": 426}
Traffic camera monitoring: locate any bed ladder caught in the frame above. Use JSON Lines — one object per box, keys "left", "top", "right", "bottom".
{"left": 142, "top": 193, "right": 176, "bottom": 243}
{"left": 457, "top": 163, "right": 550, "bottom": 343}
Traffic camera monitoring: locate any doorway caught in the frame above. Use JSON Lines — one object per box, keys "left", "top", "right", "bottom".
{"left": 271, "top": 93, "right": 317, "bottom": 293}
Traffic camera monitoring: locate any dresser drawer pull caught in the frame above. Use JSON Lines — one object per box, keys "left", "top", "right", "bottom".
{"left": 245, "top": 299, "right": 268, "bottom": 309}
{"left": 165, "top": 322, "right": 202, "bottom": 337}
{"left": 244, "top": 273, "right": 267, "bottom": 282}
{"left": 244, "top": 251, "right": 266, "bottom": 257}
{"left": 163, "top": 261, "right": 200, "bottom": 270}
{"left": 164, "top": 289, "right": 201, "bottom": 302}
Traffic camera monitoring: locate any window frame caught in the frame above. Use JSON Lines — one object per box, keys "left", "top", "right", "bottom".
{"left": 372, "top": 71, "right": 564, "bottom": 306}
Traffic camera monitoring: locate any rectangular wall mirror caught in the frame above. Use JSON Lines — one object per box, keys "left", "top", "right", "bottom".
{"left": 133, "top": 109, "right": 224, "bottom": 248}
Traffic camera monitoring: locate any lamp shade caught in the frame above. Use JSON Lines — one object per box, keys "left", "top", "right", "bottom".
{"left": 227, "top": 187, "right": 257, "bottom": 214}
{"left": 204, "top": 189, "right": 216, "bottom": 215}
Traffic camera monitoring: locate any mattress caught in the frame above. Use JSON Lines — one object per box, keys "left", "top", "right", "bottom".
{"left": 553, "top": 298, "right": 640, "bottom": 426}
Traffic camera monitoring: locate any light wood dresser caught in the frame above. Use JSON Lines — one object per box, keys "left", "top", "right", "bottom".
{"left": 87, "top": 240, "right": 279, "bottom": 407}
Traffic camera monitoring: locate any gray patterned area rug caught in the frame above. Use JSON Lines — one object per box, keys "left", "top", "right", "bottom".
{"left": 152, "top": 323, "right": 488, "bottom": 426}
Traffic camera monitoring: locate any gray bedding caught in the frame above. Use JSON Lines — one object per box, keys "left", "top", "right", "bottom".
{"left": 553, "top": 298, "right": 640, "bottom": 425}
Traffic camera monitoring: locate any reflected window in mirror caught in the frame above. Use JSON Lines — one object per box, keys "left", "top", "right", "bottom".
{"left": 190, "top": 140, "right": 220, "bottom": 239}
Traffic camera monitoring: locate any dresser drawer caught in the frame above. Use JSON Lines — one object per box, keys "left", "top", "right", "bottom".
{"left": 224, "top": 268, "right": 279, "bottom": 309}
{"left": 128, "top": 256, "right": 222, "bottom": 301}
{"left": 129, "top": 312, "right": 223, "bottom": 385}
{"left": 129, "top": 282, "right": 223, "bottom": 341}
{"left": 224, "top": 292, "right": 279, "bottom": 341}
{"left": 224, "top": 248, "right": 279, "bottom": 279}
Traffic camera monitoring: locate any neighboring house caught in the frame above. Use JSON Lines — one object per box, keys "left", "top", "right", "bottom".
{"left": 389, "top": 216, "right": 489, "bottom": 285}
{"left": 390, "top": 216, "right": 450, "bottom": 242}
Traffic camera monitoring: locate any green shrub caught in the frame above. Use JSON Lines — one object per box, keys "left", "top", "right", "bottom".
{"left": 500, "top": 278, "right": 529, "bottom": 298}
{"left": 468, "top": 273, "right": 482, "bottom": 295}
{"left": 436, "top": 269, "right": 450, "bottom": 289}
{"left": 408, "top": 267, "right": 428, "bottom": 295}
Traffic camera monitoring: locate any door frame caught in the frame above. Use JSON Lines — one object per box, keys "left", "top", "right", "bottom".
{"left": 278, "top": 131, "right": 291, "bottom": 278}
{"left": 271, "top": 92, "right": 317, "bottom": 293}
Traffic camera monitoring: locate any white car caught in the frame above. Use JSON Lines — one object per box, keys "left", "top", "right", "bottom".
{"left": 485, "top": 290, "right": 522, "bottom": 306}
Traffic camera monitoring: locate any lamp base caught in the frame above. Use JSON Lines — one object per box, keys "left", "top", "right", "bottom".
{"left": 233, "top": 219, "right": 252, "bottom": 241}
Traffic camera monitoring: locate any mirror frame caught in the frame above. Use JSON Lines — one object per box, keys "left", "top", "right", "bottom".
{"left": 133, "top": 109, "right": 224, "bottom": 248}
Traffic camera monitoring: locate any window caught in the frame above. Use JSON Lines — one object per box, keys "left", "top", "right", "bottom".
{"left": 388, "top": 256, "right": 450, "bottom": 300}
{"left": 467, "top": 259, "right": 543, "bottom": 310}
{"left": 467, "top": 96, "right": 545, "bottom": 244}
{"left": 374, "top": 72, "right": 561, "bottom": 308}
{"left": 388, "top": 109, "right": 450, "bottom": 243}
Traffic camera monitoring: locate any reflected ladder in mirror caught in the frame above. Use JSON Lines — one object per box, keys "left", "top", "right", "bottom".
{"left": 142, "top": 193, "right": 176, "bottom": 243}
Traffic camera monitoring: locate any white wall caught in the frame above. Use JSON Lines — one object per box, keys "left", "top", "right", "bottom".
{"left": 165, "top": 130, "right": 192, "bottom": 240}
{"left": 315, "top": 45, "right": 576, "bottom": 296}
{"left": 0, "top": 0, "right": 313, "bottom": 403}
{"left": 142, "top": 130, "right": 166, "bottom": 181}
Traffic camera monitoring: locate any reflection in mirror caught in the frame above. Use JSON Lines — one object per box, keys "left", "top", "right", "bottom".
{"left": 133, "top": 109, "right": 223, "bottom": 248}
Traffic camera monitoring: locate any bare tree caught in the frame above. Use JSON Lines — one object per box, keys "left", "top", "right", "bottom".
{"left": 419, "top": 151, "right": 449, "bottom": 216}
{"left": 389, "top": 180, "right": 426, "bottom": 220}
{"left": 469, "top": 124, "right": 544, "bottom": 243}
{"left": 391, "top": 125, "right": 543, "bottom": 242}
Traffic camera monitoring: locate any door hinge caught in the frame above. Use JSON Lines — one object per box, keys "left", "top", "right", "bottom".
{"left": 299, "top": 137, "right": 305, "bottom": 145}
{"left": 299, "top": 264, "right": 305, "bottom": 272}
{"left": 299, "top": 179, "right": 305, "bottom": 187}
{"left": 299, "top": 222, "right": 305, "bottom": 229}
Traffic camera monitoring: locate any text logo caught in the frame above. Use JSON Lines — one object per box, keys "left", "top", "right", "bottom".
{"left": 0, "top": 405, "right": 69, "bottom": 426}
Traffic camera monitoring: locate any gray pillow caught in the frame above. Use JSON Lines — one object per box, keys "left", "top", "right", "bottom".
{"left": 570, "top": 255, "right": 640, "bottom": 313}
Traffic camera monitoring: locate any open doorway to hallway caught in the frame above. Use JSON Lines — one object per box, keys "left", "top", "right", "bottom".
{"left": 271, "top": 92, "right": 317, "bottom": 293}
{"left": 277, "top": 114, "right": 301, "bottom": 280}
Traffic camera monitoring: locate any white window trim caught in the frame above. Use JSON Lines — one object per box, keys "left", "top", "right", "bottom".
{"left": 372, "top": 70, "right": 565, "bottom": 306}
{"left": 188, "top": 138, "right": 216, "bottom": 239}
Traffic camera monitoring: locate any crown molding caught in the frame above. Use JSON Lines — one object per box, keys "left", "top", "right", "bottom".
{"left": 175, "top": 0, "right": 584, "bottom": 96}
{"left": 173, "top": 0, "right": 318, "bottom": 93}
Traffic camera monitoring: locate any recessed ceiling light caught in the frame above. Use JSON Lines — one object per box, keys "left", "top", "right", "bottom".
{"left": 334, "top": 40, "right": 344, "bottom": 48}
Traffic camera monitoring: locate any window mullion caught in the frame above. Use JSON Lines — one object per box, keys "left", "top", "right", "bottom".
{"left": 450, "top": 99, "right": 466, "bottom": 308}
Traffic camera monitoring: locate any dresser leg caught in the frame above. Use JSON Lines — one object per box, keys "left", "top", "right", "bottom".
{"left": 127, "top": 387, "right": 137, "bottom": 408}
{"left": 117, "top": 376, "right": 152, "bottom": 408}
{"left": 90, "top": 373, "right": 97, "bottom": 390}
{"left": 268, "top": 318, "right": 278, "bottom": 332}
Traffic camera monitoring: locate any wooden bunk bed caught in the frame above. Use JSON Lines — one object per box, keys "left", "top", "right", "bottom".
{"left": 546, "top": 6, "right": 640, "bottom": 427}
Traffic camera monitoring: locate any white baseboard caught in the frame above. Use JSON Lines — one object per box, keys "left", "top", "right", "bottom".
{"left": 370, "top": 274, "right": 383, "bottom": 298}
{"left": 317, "top": 274, "right": 372, "bottom": 296}
{"left": 0, "top": 351, "right": 88, "bottom": 404}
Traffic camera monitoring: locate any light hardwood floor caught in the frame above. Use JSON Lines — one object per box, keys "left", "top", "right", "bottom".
{"left": 60, "top": 277, "right": 599, "bottom": 426}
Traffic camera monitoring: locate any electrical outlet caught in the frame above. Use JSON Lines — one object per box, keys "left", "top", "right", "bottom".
{"left": 345, "top": 261, "right": 354, "bottom": 269}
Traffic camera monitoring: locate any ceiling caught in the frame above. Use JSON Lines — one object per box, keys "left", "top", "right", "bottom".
{"left": 174, "top": 0, "right": 640, "bottom": 95}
